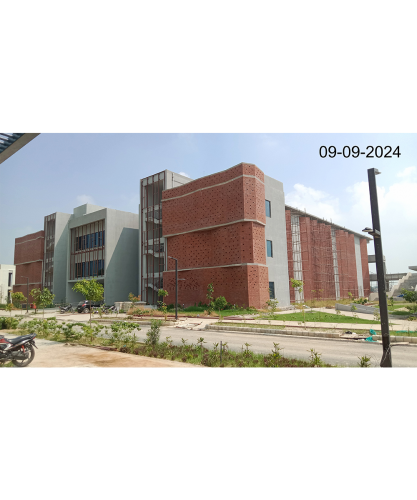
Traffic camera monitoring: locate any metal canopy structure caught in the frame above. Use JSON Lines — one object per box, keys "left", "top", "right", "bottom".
{"left": 0, "top": 133, "right": 39, "bottom": 165}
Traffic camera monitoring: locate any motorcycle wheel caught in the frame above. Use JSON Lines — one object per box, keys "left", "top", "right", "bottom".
{"left": 84, "top": 308, "right": 90, "bottom": 314}
{"left": 12, "top": 345, "right": 35, "bottom": 368}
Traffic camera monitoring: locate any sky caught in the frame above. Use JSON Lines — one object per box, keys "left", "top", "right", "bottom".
{"left": 0, "top": 133, "right": 416, "bottom": 274}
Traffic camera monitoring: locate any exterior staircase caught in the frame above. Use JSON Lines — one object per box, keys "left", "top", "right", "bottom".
{"left": 388, "top": 272, "right": 417, "bottom": 297}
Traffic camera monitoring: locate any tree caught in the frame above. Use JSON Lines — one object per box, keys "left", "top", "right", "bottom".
{"left": 30, "top": 287, "right": 55, "bottom": 319}
{"left": 158, "top": 289, "right": 169, "bottom": 321}
{"left": 29, "top": 288, "right": 42, "bottom": 314}
{"left": 72, "top": 278, "right": 104, "bottom": 326}
{"left": 206, "top": 283, "right": 214, "bottom": 313}
{"left": 5, "top": 302, "right": 13, "bottom": 317}
{"left": 290, "top": 278, "right": 306, "bottom": 324}
{"left": 213, "top": 296, "right": 227, "bottom": 321}
{"left": 11, "top": 292, "right": 26, "bottom": 316}
{"left": 128, "top": 293, "right": 141, "bottom": 308}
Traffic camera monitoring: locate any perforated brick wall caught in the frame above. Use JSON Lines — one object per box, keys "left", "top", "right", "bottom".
{"left": 163, "top": 264, "right": 269, "bottom": 309}
{"left": 13, "top": 230, "right": 44, "bottom": 297}
{"left": 166, "top": 221, "right": 266, "bottom": 271}
{"left": 14, "top": 230, "right": 44, "bottom": 265}
{"left": 162, "top": 163, "right": 265, "bottom": 236}
{"left": 162, "top": 163, "right": 269, "bottom": 308}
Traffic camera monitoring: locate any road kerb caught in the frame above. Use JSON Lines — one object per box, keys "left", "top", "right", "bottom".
{"left": 206, "top": 324, "right": 417, "bottom": 347}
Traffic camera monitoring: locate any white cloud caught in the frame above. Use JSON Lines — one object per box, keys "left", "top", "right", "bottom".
{"left": 76, "top": 194, "right": 96, "bottom": 205}
{"left": 397, "top": 166, "right": 416, "bottom": 179}
{"left": 285, "top": 183, "right": 341, "bottom": 223}
{"left": 178, "top": 171, "right": 191, "bottom": 178}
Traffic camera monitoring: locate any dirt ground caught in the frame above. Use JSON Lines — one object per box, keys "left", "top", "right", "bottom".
{"left": 2, "top": 335, "right": 200, "bottom": 368}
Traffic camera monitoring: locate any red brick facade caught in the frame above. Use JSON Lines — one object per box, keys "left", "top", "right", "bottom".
{"left": 285, "top": 209, "right": 370, "bottom": 301}
{"left": 13, "top": 230, "right": 44, "bottom": 297}
{"left": 162, "top": 163, "right": 269, "bottom": 308}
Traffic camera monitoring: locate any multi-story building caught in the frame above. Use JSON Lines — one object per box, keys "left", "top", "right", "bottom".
{"left": 14, "top": 203, "right": 139, "bottom": 305}
{"left": 12, "top": 163, "right": 371, "bottom": 309}
{"left": 13, "top": 230, "right": 45, "bottom": 299}
{"left": 140, "top": 162, "right": 371, "bottom": 308}
{"left": 0, "top": 264, "right": 16, "bottom": 303}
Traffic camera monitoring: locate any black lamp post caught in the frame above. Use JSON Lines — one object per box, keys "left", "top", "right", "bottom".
{"left": 21, "top": 276, "right": 29, "bottom": 314}
{"left": 362, "top": 168, "right": 392, "bottom": 367}
{"left": 168, "top": 256, "right": 178, "bottom": 320}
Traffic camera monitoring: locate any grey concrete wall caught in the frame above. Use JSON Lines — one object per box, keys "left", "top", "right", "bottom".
{"left": 105, "top": 209, "right": 139, "bottom": 304}
{"left": 52, "top": 212, "right": 72, "bottom": 302}
{"left": 165, "top": 170, "right": 193, "bottom": 189}
{"left": 68, "top": 208, "right": 107, "bottom": 230}
{"left": 66, "top": 207, "right": 139, "bottom": 305}
{"left": 264, "top": 175, "right": 290, "bottom": 307}
{"left": 73, "top": 203, "right": 105, "bottom": 218}
{"left": 354, "top": 236, "right": 364, "bottom": 297}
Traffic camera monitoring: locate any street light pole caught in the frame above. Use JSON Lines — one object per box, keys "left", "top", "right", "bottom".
{"left": 168, "top": 256, "right": 178, "bottom": 320}
{"left": 365, "top": 168, "right": 392, "bottom": 367}
{"left": 22, "top": 276, "right": 29, "bottom": 314}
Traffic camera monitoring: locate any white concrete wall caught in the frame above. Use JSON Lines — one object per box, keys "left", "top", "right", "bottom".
{"left": 0, "top": 264, "right": 15, "bottom": 303}
{"left": 354, "top": 235, "right": 364, "bottom": 297}
{"left": 264, "top": 175, "right": 291, "bottom": 307}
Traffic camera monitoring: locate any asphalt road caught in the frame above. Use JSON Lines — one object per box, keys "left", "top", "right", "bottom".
{"left": 135, "top": 325, "right": 417, "bottom": 367}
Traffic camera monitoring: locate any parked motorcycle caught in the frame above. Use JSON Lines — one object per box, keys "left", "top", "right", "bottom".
{"left": 60, "top": 304, "right": 74, "bottom": 313}
{"left": 0, "top": 333, "right": 37, "bottom": 367}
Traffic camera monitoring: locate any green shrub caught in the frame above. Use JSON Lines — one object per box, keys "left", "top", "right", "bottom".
{"left": 0, "top": 316, "right": 22, "bottom": 329}
{"left": 402, "top": 289, "right": 417, "bottom": 303}
{"left": 145, "top": 319, "right": 162, "bottom": 346}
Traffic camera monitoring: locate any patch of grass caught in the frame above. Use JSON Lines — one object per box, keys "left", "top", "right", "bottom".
{"left": 0, "top": 361, "right": 14, "bottom": 367}
{"left": 263, "top": 311, "right": 380, "bottom": 324}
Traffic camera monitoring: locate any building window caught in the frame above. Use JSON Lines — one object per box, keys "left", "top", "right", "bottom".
{"left": 267, "top": 240, "right": 273, "bottom": 257}
{"left": 265, "top": 200, "right": 271, "bottom": 218}
{"left": 8, "top": 272, "right": 12, "bottom": 287}
{"left": 269, "top": 282, "right": 275, "bottom": 299}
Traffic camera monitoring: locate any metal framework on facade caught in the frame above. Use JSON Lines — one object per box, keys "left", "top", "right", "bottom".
{"left": 141, "top": 171, "right": 165, "bottom": 304}
{"left": 43, "top": 213, "right": 56, "bottom": 292}
{"left": 286, "top": 205, "right": 368, "bottom": 302}
{"left": 69, "top": 220, "right": 105, "bottom": 280}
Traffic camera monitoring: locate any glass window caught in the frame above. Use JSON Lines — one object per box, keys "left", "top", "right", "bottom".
{"left": 269, "top": 282, "right": 275, "bottom": 299}
{"left": 8, "top": 272, "right": 12, "bottom": 287}
{"left": 265, "top": 200, "right": 271, "bottom": 217}
{"left": 267, "top": 240, "right": 273, "bottom": 257}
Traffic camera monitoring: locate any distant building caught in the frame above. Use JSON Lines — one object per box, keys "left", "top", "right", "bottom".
{"left": 0, "top": 264, "right": 16, "bottom": 303}
{"left": 14, "top": 204, "right": 139, "bottom": 305}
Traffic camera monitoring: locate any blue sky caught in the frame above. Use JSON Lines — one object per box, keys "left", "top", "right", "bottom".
{"left": 1, "top": 133, "right": 416, "bottom": 273}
